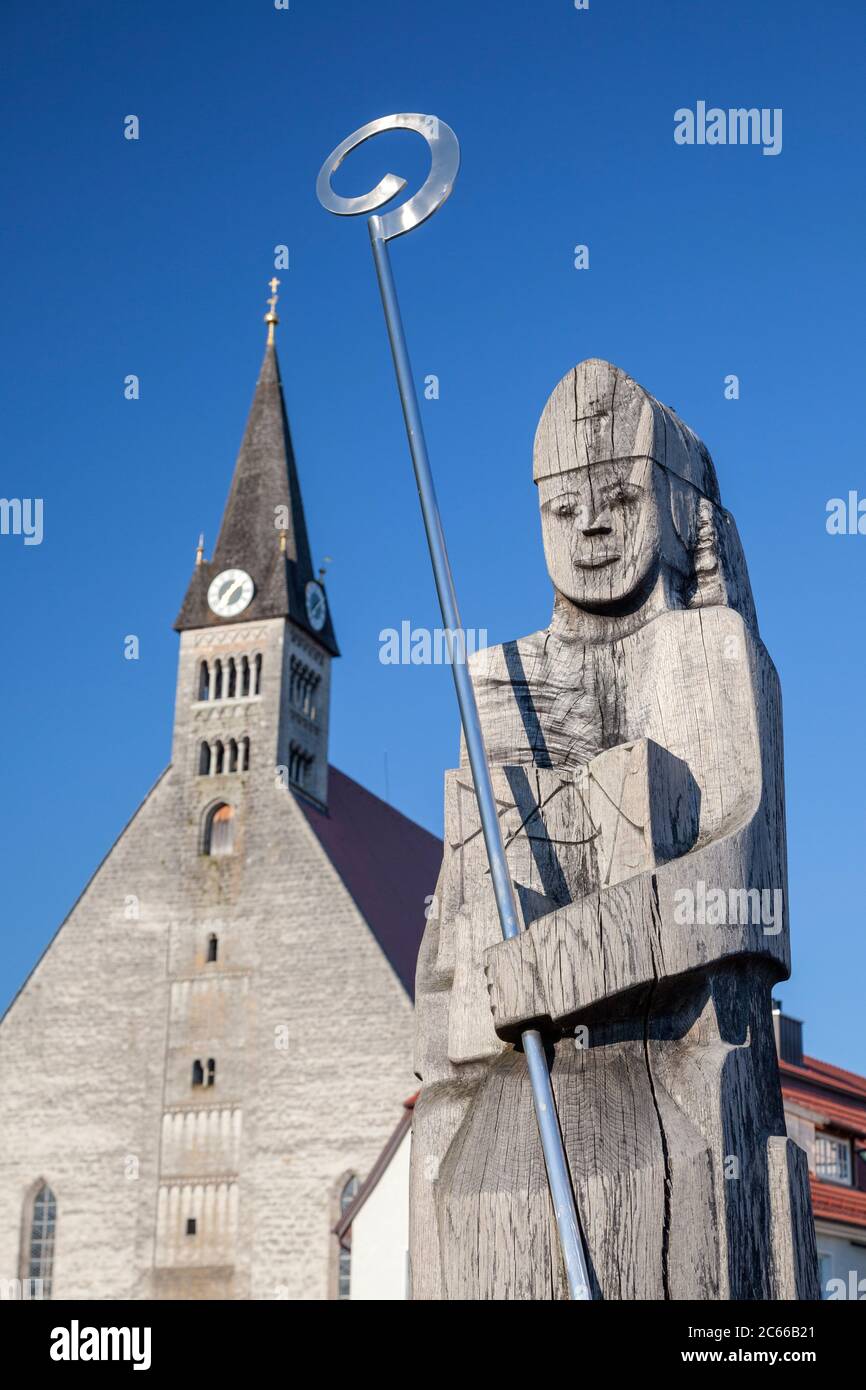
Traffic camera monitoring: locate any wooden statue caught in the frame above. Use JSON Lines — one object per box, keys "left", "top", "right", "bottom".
{"left": 410, "top": 359, "right": 819, "bottom": 1301}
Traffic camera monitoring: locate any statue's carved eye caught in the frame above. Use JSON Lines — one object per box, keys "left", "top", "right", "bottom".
{"left": 549, "top": 496, "right": 581, "bottom": 519}
{"left": 603, "top": 483, "right": 642, "bottom": 508}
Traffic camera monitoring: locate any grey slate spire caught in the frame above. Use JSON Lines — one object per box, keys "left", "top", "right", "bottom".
{"left": 175, "top": 338, "right": 338, "bottom": 655}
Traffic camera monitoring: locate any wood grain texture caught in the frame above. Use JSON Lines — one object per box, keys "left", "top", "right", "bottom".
{"left": 410, "top": 359, "right": 818, "bottom": 1301}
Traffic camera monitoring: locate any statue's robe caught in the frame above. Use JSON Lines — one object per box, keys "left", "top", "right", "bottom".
{"left": 411, "top": 602, "right": 818, "bottom": 1300}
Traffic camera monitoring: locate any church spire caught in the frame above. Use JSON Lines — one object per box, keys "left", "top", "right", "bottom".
{"left": 174, "top": 292, "right": 338, "bottom": 655}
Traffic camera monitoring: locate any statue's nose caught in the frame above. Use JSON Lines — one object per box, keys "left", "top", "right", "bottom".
{"left": 583, "top": 512, "right": 613, "bottom": 537}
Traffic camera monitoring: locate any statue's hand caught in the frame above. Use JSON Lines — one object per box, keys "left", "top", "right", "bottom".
{"left": 482, "top": 738, "right": 699, "bottom": 1041}
{"left": 582, "top": 738, "right": 700, "bottom": 887}
{"left": 483, "top": 927, "right": 552, "bottom": 1044}
{"left": 483, "top": 876, "right": 662, "bottom": 1040}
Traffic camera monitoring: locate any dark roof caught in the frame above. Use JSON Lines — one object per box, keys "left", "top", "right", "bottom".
{"left": 175, "top": 340, "right": 338, "bottom": 653}
{"left": 299, "top": 768, "right": 441, "bottom": 998}
{"left": 333, "top": 1094, "right": 418, "bottom": 1244}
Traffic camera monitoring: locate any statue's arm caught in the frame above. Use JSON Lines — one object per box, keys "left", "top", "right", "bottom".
{"left": 484, "top": 844, "right": 743, "bottom": 1040}
{"left": 483, "top": 662, "right": 787, "bottom": 1039}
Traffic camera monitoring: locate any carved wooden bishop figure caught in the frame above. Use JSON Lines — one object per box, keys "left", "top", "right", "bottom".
{"left": 411, "top": 359, "right": 819, "bottom": 1301}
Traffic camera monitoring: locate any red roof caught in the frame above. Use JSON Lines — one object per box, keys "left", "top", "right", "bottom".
{"left": 781, "top": 1054, "right": 866, "bottom": 1103}
{"left": 809, "top": 1176, "right": 866, "bottom": 1228}
{"left": 781, "top": 1053, "right": 866, "bottom": 1142}
{"left": 299, "top": 767, "right": 442, "bottom": 999}
{"left": 781, "top": 1051, "right": 866, "bottom": 1231}
{"left": 782, "top": 1081, "right": 866, "bottom": 1142}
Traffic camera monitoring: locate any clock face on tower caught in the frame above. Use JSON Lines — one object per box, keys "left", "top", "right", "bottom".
{"left": 305, "top": 580, "right": 327, "bottom": 632}
{"left": 207, "top": 569, "right": 255, "bottom": 618}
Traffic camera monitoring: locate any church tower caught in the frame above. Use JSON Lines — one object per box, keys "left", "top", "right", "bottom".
{"left": 174, "top": 280, "right": 338, "bottom": 811}
{"left": 0, "top": 289, "right": 441, "bottom": 1302}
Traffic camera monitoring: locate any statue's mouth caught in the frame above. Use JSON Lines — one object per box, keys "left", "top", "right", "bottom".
{"left": 575, "top": 553, "right": 620, "bottom": 570}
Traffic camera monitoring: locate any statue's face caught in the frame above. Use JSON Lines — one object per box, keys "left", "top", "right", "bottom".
{"left": 538, "top": 458, "right": 667, "bottom": 609}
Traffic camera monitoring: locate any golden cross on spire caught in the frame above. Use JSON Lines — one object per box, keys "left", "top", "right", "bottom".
{"left": 265, "top": 276, "right": 280, "bottom": 344}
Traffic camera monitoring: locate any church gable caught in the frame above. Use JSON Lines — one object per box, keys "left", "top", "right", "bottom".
{"left": 0, "top": 766, "right": 175, "bottom": 1035}
{"left": 0, "top": 770, "right": 178, "bottom": 1299}
{"left": 0, "top": 298, "right": 438, "bottom": 1300}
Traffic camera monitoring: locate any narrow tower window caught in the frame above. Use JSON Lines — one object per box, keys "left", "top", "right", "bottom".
{"left": 213, "top": 659, "right": 223, "bottom": 701}
{"left": 206, "top": 1058, "right": 216, "bottom": 1087}
{"left": 241, "top": 737, "right": 250, "bottom": 772}
{"left": 197, "top": 660, "right": 210, "bottom": 701}
{"left": 25, "top": 1183, "right": 56, "bottom": 1299}
{"left": 207, "top": 933, "right": 218, "bottom": 963}
{"left": 228, "top": 738, "right": 238, "bottom": 773}
{"left": 254, "top": 653, "right": 263, "bottom": 695}
{"left": 198, "top": 742, "right": 211, "bottom": 776}
{"left": 289, "top": 742, "right": 314, "bottom": 789}
{"left": 241, "top": 655, "right": 250, "bottom": 697}
{"left": 290, "top": 659, "right": 320, "bottom": 720}
{"left": 227, "top": 657, "right": 237, "bottom": 699}
{"left": 214, "top": 740, "right": 225, "bottom": 775}
{"left": 186, "top": 1218, "right": 197, "bottom": 1237}
{"left": 204, "top": 804, "right": 234, "bottom": 857}
{"left": 192, "top": 1060, "right": 204, "bottom": 1087}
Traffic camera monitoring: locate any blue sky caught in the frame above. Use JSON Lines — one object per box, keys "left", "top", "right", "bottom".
{"left": 1, "top": 0, "right": 864, "bottom": 1071}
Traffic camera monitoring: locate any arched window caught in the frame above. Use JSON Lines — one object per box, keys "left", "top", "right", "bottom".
{"left": 192, "top": 1059, "right": 204, "bottom": 1087}
{"left": 228, "top": 738, "right": 238, "bottom": 773}
{"left": 204, "top": 804, "right": 235, "bottom": 857}
{"left": 289, "top": 742, "right": 313, "bottom": 789}
{"left": 198, "top": 742, "right": 211, "bottom": 776}
{"left": 214, "top": 740, "right": 225, "bottom": 775}
{"left": 290, "top": 658, "right": 321, "bottom": 720}
{"left": 241, "top": 656, "right": 250, "bottom": 697}
{"left": 227, "top": 658, "right": 237, "bottom": 699}
{"left": 207, "top": 933, "right": 218, "bottom": 963}
{"left": 25, "top": 1183, "right": 56, "bottom": 1298}
{"left": 254, "top": 653, "right": 263, "bottom": 695}
{"left": 337, "top": 1176, "right": 359, "bottom": 1300}
{"left": 197, "top": 661, "right": 210, "bottom": 701}
{"left": 241, "top": 736, "right": 250, "bottom": 772}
